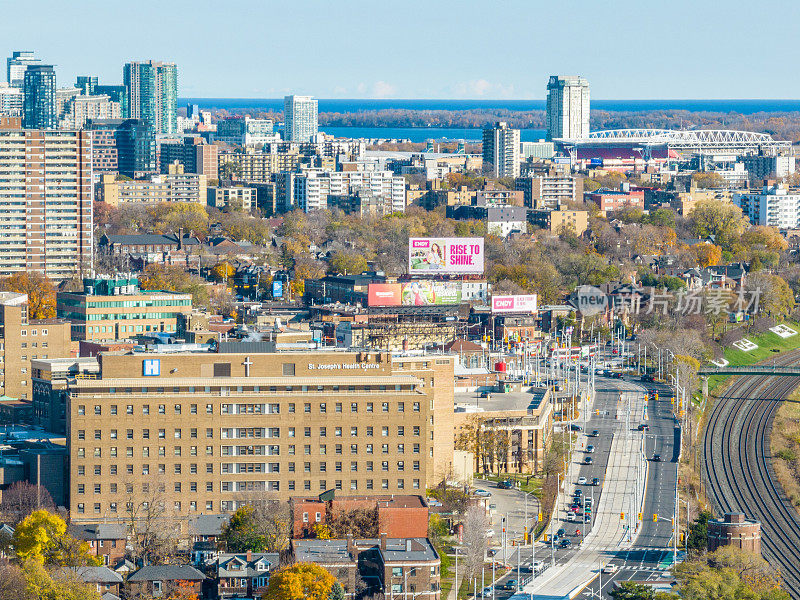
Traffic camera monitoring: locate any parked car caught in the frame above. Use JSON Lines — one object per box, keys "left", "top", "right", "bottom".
{"left": 474, "top": 489, "right": 492, "bottom": 497}
{"left": 497, "top": 479, "right": 515, "bottom": 489}
{"left": 586, "top": 445, "right": 595, "bottom": 453}
{"left": 578, "top": 476, "right": 588, "bottom": 485}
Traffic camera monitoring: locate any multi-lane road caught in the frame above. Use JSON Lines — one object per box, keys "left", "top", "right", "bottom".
{"left": 703, "top": 351, "right": 800, "bottom": 600}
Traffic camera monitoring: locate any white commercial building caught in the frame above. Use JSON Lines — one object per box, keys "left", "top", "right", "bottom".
{"left": 741, "top": 154, "right": 796, "bottom": 182}
{"left": 546, "top": 75, "right": 590, "bottom": 140}
{"left": 6, "top": 51, "right": 40, "bottom": 88}
{"left": 0, "top": 83, "right": 23, "bottom": 115}
{"left": 57, "top": 94, "right": 121, "bottom": 129}
{"left": 482, "top": 121, "right": 520, "bottom": 178}
{"left": 284, "top": 169, "right": 405, "bottom": 213}
{"left": 284, "top": 95, "right": 318, "bottom": 143}
{"left": 735, "top": 183, "right": 800, "bottom": 228}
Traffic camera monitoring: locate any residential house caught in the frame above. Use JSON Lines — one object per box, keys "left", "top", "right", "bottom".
{"left": 68, "top": 523, "right": 127, "bottom": 566}
{"left": 67, "top": 566, "right": 123, "bottom": 598}
{"left": 125, "top": 565, "right": 206, "bottom": 599}
{"left": 203, "top": 551, "right": 280, "bottom": 599}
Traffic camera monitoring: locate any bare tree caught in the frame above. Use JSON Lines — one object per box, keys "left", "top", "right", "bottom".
{"left": 0, "top": 481, "right": 55, "bottom": 525}
{"left": 462, "top": 504, "right": 488, "bottom": 580}
{"left": 124, "top": 477, "right": 180, "bottom": 565}
{"left": 233, "top": 493, "right": 293, "bottom": 553}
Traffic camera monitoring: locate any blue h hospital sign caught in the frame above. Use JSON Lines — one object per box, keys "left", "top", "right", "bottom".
{"left": 142, "top": 359, "right": 161, "bottom": 376}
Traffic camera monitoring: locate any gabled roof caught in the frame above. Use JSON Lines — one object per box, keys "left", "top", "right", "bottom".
{"left": 128, "top": 565, "right": 206, "bottom": 582}
{"left": 445, "top": 339, "right": 483, "bottom": 353}
{"left": 66, "top": 566, "right": 123, "bottom": 585}
{"left": 69, "top": 522, "right": 126, "bottom": 541}
{"left": 102, "top": 233, "right": 201, "bottom": 246}
{"left": 188, "top": 514, "right": 230, "bottom": 536}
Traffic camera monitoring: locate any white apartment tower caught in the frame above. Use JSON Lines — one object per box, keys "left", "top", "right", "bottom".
{"left": 546, "top": 75, "right": 590, "bottom": 140}
{"left": 6, "top": 51, "right": 41, "bottom": 88}
{"left": 284, "top": 95, "right": 318, "bottom": 143}
{"left": 482, "top": 122, "right": 521, "bottom": 178}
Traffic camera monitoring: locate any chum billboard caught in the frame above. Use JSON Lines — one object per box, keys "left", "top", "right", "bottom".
{"left": 491, "top": 294, "right": 538, "bottom": 314}
{"left": 368, "top": 281, "right": 463, "bottom": 306}
{"left": 408, "top": 237, "right": 484, "bottom": 274}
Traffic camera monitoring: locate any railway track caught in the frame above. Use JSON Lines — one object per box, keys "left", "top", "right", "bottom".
{"left": 702, "top": 350, "right": 800, "bottom": 599}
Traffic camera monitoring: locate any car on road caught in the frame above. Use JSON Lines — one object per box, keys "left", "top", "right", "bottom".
{"left": 480, "top": 586, "right": 494, "bottom": 597}
{"left": 533, "top": 561, "right": 545, "bottom": 572}
{"left": 557, "top": 528, "right": 566, "bottom": 537}
{"left": 592, "top": 477, "right": 600, "bottom": 486}
{"left": 591, "top": 430, "right": 600, "bottom": 437}
{"left": 566, "top": 512, "right": 575, "bottom": 522}
{"left": 574, "top": 489, "right": 583, "bottom": 497}
{"left": 652, "top": 454, "right": 661, "bottom": 462}
{"left": 602, "top": 564, "right": 619, "bottom": 574}
{"left": 502, "top": 580, "right": 518, "bottom": 591}
{"left": 560, "top": 539, "right": 572, "bottom": 548}
{"left": 496, "top": 479, "right": 515, "bottom": 489}
{"left": 485, "top": 528, "right": 495, "bottom": 537}
{"left": 569, "top": 504, "right": 580, "bottom": 512}
{"left": 637, "top": 424, "right": 650, "bottom": 431}
{"left": 578, "top": 476, "right": 587, "bottom": 485}
{"left": 586, "top": 444, "right": 595, "bottom": 453}
{"left": 584, "top": 514, "right": 592, "bottom": 523}
{"left": 474, "top": 489, "right": 492, "bottom": 497}
{"left": 570, "top": 424, "right": 582, "bottom": 432}
{"left": 585, "top": 456, "right": 594, "bottom": 465}
{"left": 613, "top": 372, "right": 624, "bottom": 379}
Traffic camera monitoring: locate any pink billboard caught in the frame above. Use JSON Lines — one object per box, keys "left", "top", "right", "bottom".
{"left": 491, "top": 294, "right": 538, "bottom": 314}
{"left": 408, "top": 237, "right": 484, "bottom": 274}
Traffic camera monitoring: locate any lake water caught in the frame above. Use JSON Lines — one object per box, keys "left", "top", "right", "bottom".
{"left": 319, "top": 126, "right": 548, "bottom": 142}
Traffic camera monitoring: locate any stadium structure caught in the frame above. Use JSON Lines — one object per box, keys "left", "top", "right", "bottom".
{"left": 554, "top": 129, "right": 791, "bottom": 161}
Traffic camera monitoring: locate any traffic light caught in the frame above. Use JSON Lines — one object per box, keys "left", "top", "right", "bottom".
{"left": 653, "top": 514, "right": 658, "bottom": 522}
{"left": 543, "top": 533, "right": 548, "bottom": 542}
{"left": 538, "top": 512, "right": 543, "bottom": 522}
{"left": 638, "top": 513, "right": 642, "bottom": 520}
{"left": 621, "top": 512, "right": 625, "bottom": 520}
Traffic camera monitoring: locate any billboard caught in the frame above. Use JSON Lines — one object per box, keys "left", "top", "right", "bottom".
{"left": 368, "top": 283, "right": 402, "bottom": 307}
{"left": 401, "top": 281, "right": 462, "bottom": 306}
{"left": 272, "top": 280, "right": 283, "bottom": 298}
{"left": 491, "top": 294, "right": 538, "bottom": 314}
{"left": 368, "top": 281, "right": 463, "bottom": 306}
{"left": 408, "top": 237, "right": 484, "bottom": 274}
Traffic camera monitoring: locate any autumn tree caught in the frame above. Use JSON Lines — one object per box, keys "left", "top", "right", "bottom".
{"left": 124, "top": 478, "right": 180, "bottom": 566}
{"left": 690, "top": 243, "right": 722, "bottom": 268}
{"left": 0, "top": 272, "right": 57, "bottom": 318}
{"left": 19, "top": 561, "right": 101, "bottom": 600}
{"left": 138, "top": 264, "right": 209, "bottom": 307}
{"left": 224, "top": 497, "right": 293, "bottom": 553}
{"left": 221, "top": 506, "right": 268, "bottom": 552}
{"left": 262, "top": 562, "right": 337, "bottom": 600}
{"left": 211, "top": 261, "right": 236, "bottom": 282}
{"left": 691, "top": 171, "right": 726, "bottom": 189}
{"left": 745, "top": 273, "right": 795, "bottom": 320}
{"left": 0, "top": 481, "right": 55, "bottom": 525}
{"left": 609, "top": 581, "right": 654, "bottom": 600}
{"left": 327, "top": 507, "right": 379, "bottom": 538}
{"left": 327, "top": 251, "right": 368, "bottom": 275}
{"left": 13, "top": 510, "right": 100, "bottom": 567}
{"left": 687, "top": 200, "right": 749, "bottom": 251}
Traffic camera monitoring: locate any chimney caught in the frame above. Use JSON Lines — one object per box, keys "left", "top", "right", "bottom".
{"left": 380, "top": 532, "right": 387, "bottom": 550}
{"left": 178, "top": 227, "right": 184, "bottom": 250}
{"left": 246, "top": 550, "right": 252, "bottom": 562}
{"left": 405, "top": 539, "right": 412, "bottom": 553}
{"left": 346, "top": 533, "right": 355, "bottom": 558}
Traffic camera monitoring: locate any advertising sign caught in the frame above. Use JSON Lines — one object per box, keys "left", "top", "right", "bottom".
{"left": 400, "top": 281, "right": 462, "bottom": 305}
{"left": 491, "top": 294, "right": 538, "bottom": 314}
{"left": 368, "top": 283, "right": 402, "bottom": 307}
{"left": 272, "top": 280, "right": 283, "bottom": 298}
{"left": 408, "top": 237, "right": 484, "bottom": 274}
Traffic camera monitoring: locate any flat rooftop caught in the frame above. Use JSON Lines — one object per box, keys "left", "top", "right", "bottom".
{"left": 454, "top": 387, "right": 548, "bottom": 413}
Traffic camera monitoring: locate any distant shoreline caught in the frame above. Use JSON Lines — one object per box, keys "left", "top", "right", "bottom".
{"left": 180, "top": 97, "right": 800, "bottom": 115}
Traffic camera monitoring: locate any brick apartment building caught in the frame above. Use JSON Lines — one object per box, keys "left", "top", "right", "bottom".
{"left": 65, "top": 349, "right": 455, "bottom": 523}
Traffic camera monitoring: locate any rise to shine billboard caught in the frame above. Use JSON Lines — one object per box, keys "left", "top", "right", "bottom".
{"left": 368, "top": 281, "right": 463, "bottom": 307}
{"left": 408, "top": 237, "right": 484, "bottom": 274}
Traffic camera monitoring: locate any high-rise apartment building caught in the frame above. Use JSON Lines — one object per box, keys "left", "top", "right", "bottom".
{"left": 85, "top": 118, "right": 156, "bottom": 177}
{"left": 63, "top": 349, "right": 455, "bottom": 521}
{"left": 76, "top": 76, "right": 98, "bottom": 95}
{"left": 284, "top": 170, "right": 406, "bottom": 213}
{"left": 22, "top": 65, "right": 56, "bottom": 129}
{"left": 482, "top": 122, "right": 520, "bottom": 178}
{"left": 57, "top": 94, "right": 121, "bottom": 129}
{"left": 123, "top": 61, "right": 178, "bottom": 135}
{"left": 0, "top": 129, "right": 93, "bottom": 278}
{"left": 545, "top": 75, "right": 590, "bottom": 140}
{"left": 159, "top": 136, "right": 219, "bottom": 180}
{"left": 284, "top": 95, "right": 318, "bottom": 143}
{"left": 7, "top": 51, "right": 41, "bottom": 88}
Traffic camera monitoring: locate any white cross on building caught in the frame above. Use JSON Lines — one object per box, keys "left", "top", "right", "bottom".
{"left": 243, "top": 356, "right": 253, "bottom": 377}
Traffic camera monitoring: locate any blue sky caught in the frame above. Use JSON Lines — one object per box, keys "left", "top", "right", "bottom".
{"left": 3, "top": 0, "right": 800, "bottom": 99}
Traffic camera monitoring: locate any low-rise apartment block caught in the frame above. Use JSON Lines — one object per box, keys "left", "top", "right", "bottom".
{"left": 99, "top": 169, "right": 207, "bottom": 205}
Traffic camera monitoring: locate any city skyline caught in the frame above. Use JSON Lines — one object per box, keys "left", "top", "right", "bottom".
{"left": 3, "top": 0, "right": 800, "bottom": 100}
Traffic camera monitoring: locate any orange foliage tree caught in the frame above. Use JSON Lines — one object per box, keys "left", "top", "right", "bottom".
{"left": 0, "top": 272, "right": 56, "bottom": 319}
{"left": 262, "top": 563, "right": 336, "bottom": 600}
